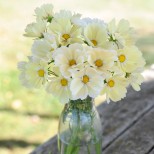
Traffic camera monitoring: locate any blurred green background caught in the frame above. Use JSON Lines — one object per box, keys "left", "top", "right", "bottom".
{"left": 0, "top": 0, "right": 154, "bottom": 153}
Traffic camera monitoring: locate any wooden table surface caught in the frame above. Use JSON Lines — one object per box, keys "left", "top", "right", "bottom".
{"left": 31, "top": 69, "right": 154, "bottom": 154}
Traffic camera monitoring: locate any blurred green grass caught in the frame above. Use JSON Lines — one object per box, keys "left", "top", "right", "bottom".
{"left": 0, "top": 70, "right": 63, "bottom": 153}
{"left": 136, "top": 34, "right": 154, "bottom": 66}
{"left": 0, "top": 0, "right": 154, "bottom": 154}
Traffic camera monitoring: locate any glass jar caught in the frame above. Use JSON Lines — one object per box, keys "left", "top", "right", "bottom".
{"left": 58, "top": 97, "right": 102, "bottom": 154}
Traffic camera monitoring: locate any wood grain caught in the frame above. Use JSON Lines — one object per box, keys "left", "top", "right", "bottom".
{"left": 149, "top": 148, "right": 154, "bottom": 154}
{"left": 103, "top": 107, "right": 154, "bottom": 154}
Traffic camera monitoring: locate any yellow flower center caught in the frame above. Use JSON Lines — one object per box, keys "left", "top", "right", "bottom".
{"left": 82, "top": 75, "right": 89, "bottom": 84}
{"left": 118, "top": 54, "right": 126, "bottom": 63}
{"left": 61, "top": 78, "right": 68, "bottom": 86}
{"left": 91, "top": 40, "right": 97, "bottom": 46}
{"left": 69, "top": 59, "right": 76, "bottom": 66}
{"left": 95, "top": 59, "right": 103, "bottom": 67}
{"left": 62, "top": 34, "right": 70, "bottom": 41}
{"left": 38, "top": 69, "right": 45, "bottom": 77}
{"left": 107, "top": 80, "right": 115, "bottom": 87}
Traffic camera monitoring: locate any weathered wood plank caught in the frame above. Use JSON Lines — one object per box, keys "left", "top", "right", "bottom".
{"left": 103, "top": 107, "right": 154, "bottom": 154}
{"left": 149, "top": 148, "right": 154, "bottom": 154}
{"left": 100, "top": 80, "right": 154, "bottom": 150}
{"left": 31, "top": 79, "right": 154, "bottom": 154}
{"left": 30, "top": 136, "right": 57, "bottom": 154}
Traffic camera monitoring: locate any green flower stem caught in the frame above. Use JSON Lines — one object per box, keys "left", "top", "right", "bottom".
{"left": 95, "top": 141, "right": 102, "bottom": 154}
{"left": 48, "top": 70, "right": 58, "bottom": 77}
{"left": 87, "top": 144, "right": 91, "bottom": 154}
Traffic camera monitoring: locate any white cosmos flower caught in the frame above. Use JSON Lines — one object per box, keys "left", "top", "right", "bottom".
{"left": 43, "top": 32, "right": 58, "bottom": 49}
{"left": 32, "top": 33, "right": 58, "bottom": 61}
{"left": 48, "top": 18, "right": 82, "bottom": 46}
{"left": 18, "top": 58, "right": 48, "bottom": 88}
{"left": 127, "top": 69, "right": 144, "bottom": 91}
{"left": 35, "top": 4, "right": 54, "bottom": 21}
{"left": 107, "top": 19, "right": 136, "bottom": 49}
{"left": 24, "top": 19, "right": 47, "bottom": 38}
{"left": 101, "top": 75, "right": 128, "bottom": 102}
{"left": 84, "top": 23, "right": 108, "bottom": 48}
{"left": 46, "top": 68, "right": 71, "bottom": 104}
{"left": 109, "top": 62, "right": 125, "bottom": 76}
{"left": 80, "top": 17, "right": 106, "bottom": 27}
{"left": 54, "top": 43, "right": 85, "bottom": 78}
{"left": 117, "top": 46, "right": 146, "bottom": 73}
{"left": 54, "top": 10, "right": 82, "bottom": 25}
{"left": 88, "top": 47, "right": 117, "bottom": 76}
{"left": 70, "top": 67, "right": 104, "bottom": 100}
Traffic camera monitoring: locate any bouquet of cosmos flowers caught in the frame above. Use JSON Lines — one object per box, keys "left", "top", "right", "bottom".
{"left": 18, "top": 4, "right": 145, "bottom": 103}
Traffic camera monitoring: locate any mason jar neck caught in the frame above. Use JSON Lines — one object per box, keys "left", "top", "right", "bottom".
{"left": 64, "top": 97, "right": 94, "bottom": 113}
